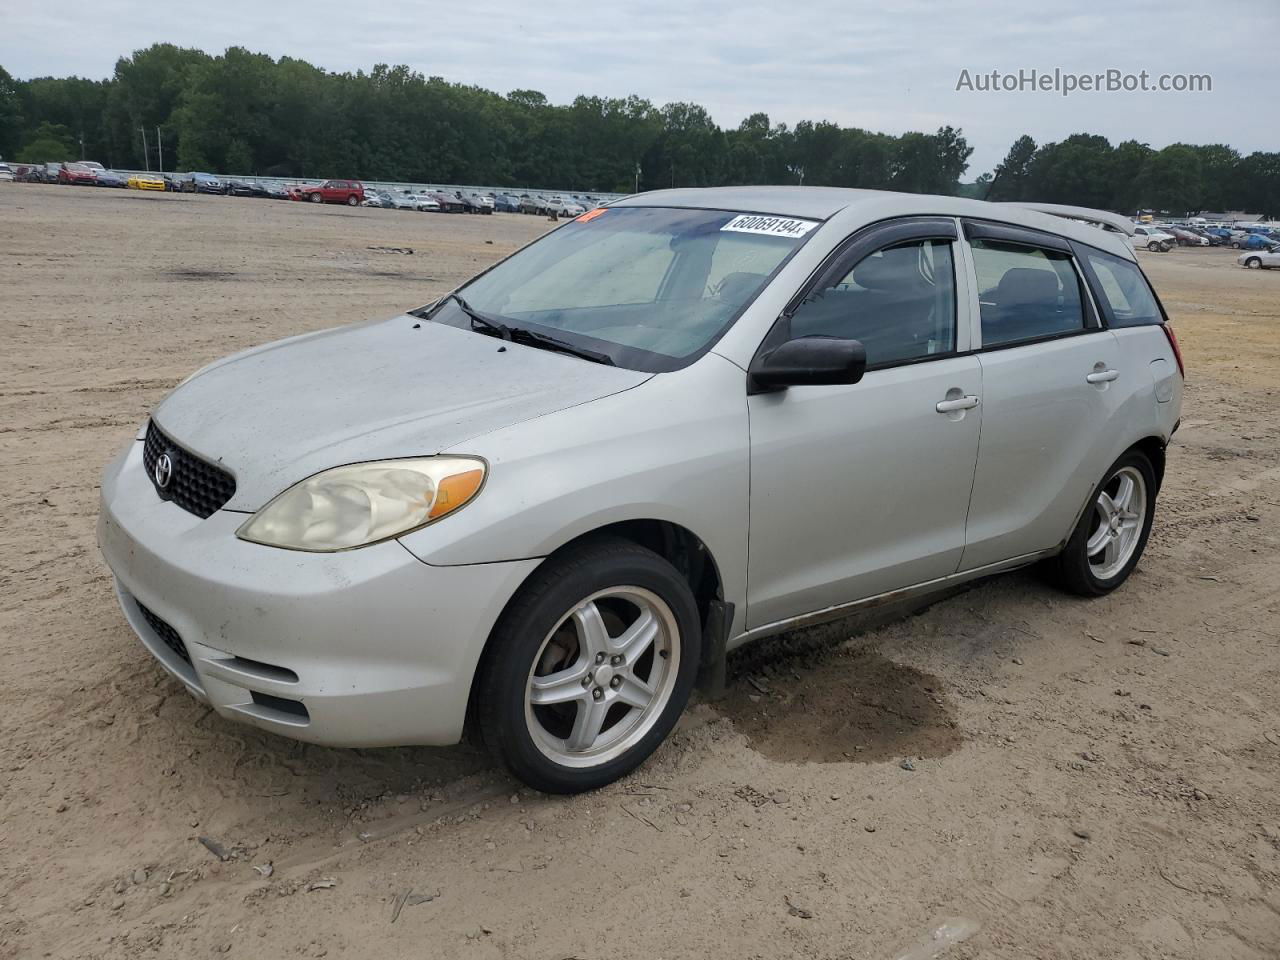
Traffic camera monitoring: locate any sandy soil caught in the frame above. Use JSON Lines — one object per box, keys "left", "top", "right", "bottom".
{"left": 2, "top": 184, "right": 1279, "bottom": 960}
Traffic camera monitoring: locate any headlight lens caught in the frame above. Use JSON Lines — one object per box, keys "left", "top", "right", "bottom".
{"left": 236, "top": 457, "right": 486, "bottom": 552}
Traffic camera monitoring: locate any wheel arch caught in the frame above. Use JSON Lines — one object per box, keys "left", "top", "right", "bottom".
{"left": 463, "top": 518, "right": 728, "bottom": 734}
{"left": 1131, "top": 434, "right": 1167, "bottom": 494}
{"left": 1059, "top": 434, "right": 1168, "bottom": 552}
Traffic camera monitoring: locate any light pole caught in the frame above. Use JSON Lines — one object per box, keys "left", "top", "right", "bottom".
{"left": 140, "top": 127, "right": 150, "bottom": 172}
{"left": 156, "top": 127, "right": 163, "bottom": 174}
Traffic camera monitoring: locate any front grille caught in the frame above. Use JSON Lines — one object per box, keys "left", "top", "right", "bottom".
{"left": 142, "top": 421, "right": 236, "bottom": 519}
{"left": 137, "top": 602, "right": 191, "bottom": 666}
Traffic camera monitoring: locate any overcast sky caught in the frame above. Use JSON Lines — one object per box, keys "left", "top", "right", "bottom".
{"left": 4, "top": 0, "right": 1274, "bottom": 175}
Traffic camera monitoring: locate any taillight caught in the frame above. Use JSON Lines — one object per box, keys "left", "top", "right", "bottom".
{"left": 1162, "top": 322, "right": 1186, "bottom": 378}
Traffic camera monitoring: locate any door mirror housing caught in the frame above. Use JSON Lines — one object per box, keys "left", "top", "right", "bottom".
{"left": 748, "top": 336, "right": 867, "bottom": 394}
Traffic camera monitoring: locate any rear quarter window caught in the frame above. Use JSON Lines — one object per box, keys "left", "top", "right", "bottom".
{"left": 1084, "top": 250, "right": 1164, "bottom": 327}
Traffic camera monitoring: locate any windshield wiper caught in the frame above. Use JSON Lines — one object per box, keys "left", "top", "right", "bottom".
{"left": 437, "top": 293, "right": 514, "bottom": 340}
{"left": 433, "top": 293, "right": 614, "bottom": 365}
{"left": 508, "top": 327, "right": 615, "bottom": 366}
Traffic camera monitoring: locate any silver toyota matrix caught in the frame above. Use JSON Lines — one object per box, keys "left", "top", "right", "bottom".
{"left": 99, "top": 187, "right": 1183, "bottom": 792}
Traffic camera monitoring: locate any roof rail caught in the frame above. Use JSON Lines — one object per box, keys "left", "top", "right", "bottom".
{"left": 999, "top": 202, "right": 1136, "bottom": 236}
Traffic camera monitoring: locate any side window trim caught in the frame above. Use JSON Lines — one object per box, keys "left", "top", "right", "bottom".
{"left": 781, "top": 217, "right": 959, "bottom": 318}
{"left": 961, "top": 218, "right": 1072, "bottom": 253}
{"left": 755, "top": 216, "right": 965, "bottom": 373}
{"left": 1069, "top": 239, "right": 1171, "bottom": 329}
{"left": 959, "top": 227, "right": 1102, "bottom": 352}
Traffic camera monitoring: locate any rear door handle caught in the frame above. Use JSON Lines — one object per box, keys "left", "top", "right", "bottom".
{"left": 936, "top": 395, "right": 980, "bottom": 413}
{"left": 1086, "top": 369, "right": 1119, "bottom": 384}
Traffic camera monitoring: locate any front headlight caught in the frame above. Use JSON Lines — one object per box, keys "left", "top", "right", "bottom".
{"left": 236, "top": 457, "right": 486, "bottom": 552}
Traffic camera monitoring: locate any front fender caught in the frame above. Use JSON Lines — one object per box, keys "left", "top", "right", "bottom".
{"left": 397, "top": 354, "right": 751, "bottom": 619}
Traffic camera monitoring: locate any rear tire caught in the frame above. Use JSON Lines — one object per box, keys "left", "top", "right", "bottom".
{"left": 1045, "top": 450, "right": 1158, "bottom": 597}
{"left": 476, "top": 537, "right": 701, "bottom": 793}
{"left": 346, "top": 194, "right": 358, "bottom": 206}
{"left": 1246, "top": 257, "right": 1262, "bottom": 269}
{"left": 309, "top": 192, "right": 322, "bottom": 203}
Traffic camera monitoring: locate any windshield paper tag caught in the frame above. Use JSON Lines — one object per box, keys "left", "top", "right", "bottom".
{"left": 721, "top": 214, "right": 818, "bottom": 238}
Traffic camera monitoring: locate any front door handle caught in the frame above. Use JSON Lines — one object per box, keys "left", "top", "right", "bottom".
{"left": 1086, "top": 368, "right": 1119, "bottom": 384}
{"left": 936, "top": 395, "right": 980, "bottom": 413}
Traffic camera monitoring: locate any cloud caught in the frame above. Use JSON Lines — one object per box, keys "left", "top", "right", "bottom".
{"left": 3, "top": 0, "right": 1275, "bottom": 174}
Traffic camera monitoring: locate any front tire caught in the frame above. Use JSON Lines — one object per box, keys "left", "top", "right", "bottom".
{"left": 309, "top": 192, "right": 322, "bottom": 203}
{"left": 1046, "top": 450, "right": 1157, "bottom": 596}
{"left": 346, "top": 194, "right": 358, "bottom": 206}
{"left": 1245, "top": 257, "right": 1262, "bottom": 269}
{"left": 477, "top": 538, "right": 701, "bottom": 793}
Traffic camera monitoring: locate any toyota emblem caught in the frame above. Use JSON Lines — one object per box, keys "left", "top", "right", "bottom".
{"left": 154, "top": 452, "right": 174, "bottom": 490}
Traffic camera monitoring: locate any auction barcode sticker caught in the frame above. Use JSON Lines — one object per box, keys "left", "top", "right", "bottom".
{"left": 721, "top": 214, "right": 818, "bottom": 238}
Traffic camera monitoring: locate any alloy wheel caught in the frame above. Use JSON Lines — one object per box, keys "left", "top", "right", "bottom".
{"left": 1086, "top": 465, "right": 1148, "bottom": 580}
{"left": 523, "top": 587, "right": 680, "bottom": 768}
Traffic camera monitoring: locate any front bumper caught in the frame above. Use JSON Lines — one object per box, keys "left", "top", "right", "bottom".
{"left": 97, "top": 439, "right": 539, "bottom": 747}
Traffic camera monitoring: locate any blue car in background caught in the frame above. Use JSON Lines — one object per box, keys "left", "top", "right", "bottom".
{"left": 182, "top": 172, "right": 225, "bottom": 195}
{"left": 493, "top": 193, "right": 522, "bottom": 212}
{"left": 1239, "top": 233, "right": 1279, "bottom": 251}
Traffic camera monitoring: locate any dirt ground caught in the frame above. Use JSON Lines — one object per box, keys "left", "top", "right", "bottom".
{"left": 2, "top": 184, "right": 1279, "bottom": 960}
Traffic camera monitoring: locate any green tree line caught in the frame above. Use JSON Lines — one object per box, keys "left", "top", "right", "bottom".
{"left": 1, "top": 45, "right": 1275, "bottom": 215}
{"left": 983, "top": 133, "right": 1279, "bottom": 218}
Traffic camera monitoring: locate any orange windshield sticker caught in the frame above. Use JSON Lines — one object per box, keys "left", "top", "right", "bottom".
{"left": 575, "top": 208, "right": 608, "bottom": 223}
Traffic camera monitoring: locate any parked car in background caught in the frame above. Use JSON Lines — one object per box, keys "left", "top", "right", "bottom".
{"left": 1161, "top": 225, "right": 1207, "bottom": 247}
{"left": 59, "top": 162, "right": 99, "bottom": 185}
{"left": 519, "top": 195, "right": 542, "bottom": 215}
{"left": 1131, "top": 225, "right": 1175, "bottom": 251}
{"left": 456, "top": 191, "right": 493, "bottom": 214}
{"left": 127, "top": 173, "right": 167, "bottom": 191}
{"left": 494, "top": 194, "right": 522, "bottom": 212}
{"left": 227, "top": 179, "right": 267, "bottom": 198}
{"left": 42, "top": 162, "right": 64, "bottom": 183}
{"left": 411, "top": 193, "right": 442, "bottom": 212}
{"left": 97, "top": 187, "right": 1182, "bottom": 793}
{"left": 183, "top": 172, "right": 226, "bottom": 195}
{"left": 1237, "top": 234, "right": 1278, "bottom": 251}
{"left": 382, "top": 191, "right": 418, "bottom": 210}
{"left": 95, "top": 169, "right": 127, "bottom": 188}
{"left": 561, "top": 199, "right": 586, "bottom": 218}
{"left": 1238, "top": 247, "right": 1280, "bottom": 269}
{"left": 1187, "top": 228, "right": 1224, "bottom": 246}
{"left": 429, "top": 191, "right": 467, "bottom": 213}
{"left": 260, "top": 182, "right": 290, "bottom": 200}
{"left": 0, "top": 163, "right": 14, "bottom": 182}
{"left": 300, "top": 179, "right": 365, "bottom": 205}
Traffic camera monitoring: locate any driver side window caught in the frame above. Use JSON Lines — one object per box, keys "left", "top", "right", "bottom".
{"left": 787, "top": 239, "right": 957, "bottom": 367}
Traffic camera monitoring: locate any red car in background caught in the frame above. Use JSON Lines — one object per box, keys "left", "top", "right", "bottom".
{"left": 59, "top": 162, "right": 99, "bottom": 185}
{"left": 299, "top": 179, "right": 365, "bottom": 205}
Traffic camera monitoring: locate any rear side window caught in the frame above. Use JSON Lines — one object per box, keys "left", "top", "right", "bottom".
{"left": 1084, "top": 250, "right": 1164, "bottom": 327}
{"left": 788, "top": 239, "right": 957, "bottom": 367}
{"left": 971, "top": 239, "right": 1085, "bottom": 348}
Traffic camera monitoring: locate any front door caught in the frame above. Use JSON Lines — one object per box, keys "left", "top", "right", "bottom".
{"left": 746, "top": 220, "right": 982, "bottom": 630}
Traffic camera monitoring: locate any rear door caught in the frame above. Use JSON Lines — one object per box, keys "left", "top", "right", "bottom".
{"left": 958, "top": 220, "right": 1124, "bottom": 570}
{"left": 747, "top": 218, "right": 983, "bottom": 629}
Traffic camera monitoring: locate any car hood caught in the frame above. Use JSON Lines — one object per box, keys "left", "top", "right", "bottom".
{"left": 152, "top": 317, "right": 651, "bottom": 511}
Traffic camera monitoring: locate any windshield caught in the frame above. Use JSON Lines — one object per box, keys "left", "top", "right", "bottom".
{"left": 433, "top": 206, "right": 817, "bottom": 372}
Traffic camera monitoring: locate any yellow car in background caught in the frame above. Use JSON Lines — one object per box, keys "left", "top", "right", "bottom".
{"left": 127, "top": 174, "right": 166, "bottom": 191}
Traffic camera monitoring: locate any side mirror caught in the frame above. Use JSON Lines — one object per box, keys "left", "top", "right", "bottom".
{"left": 748, "top": 336, "right": 867, "bottom": 394}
